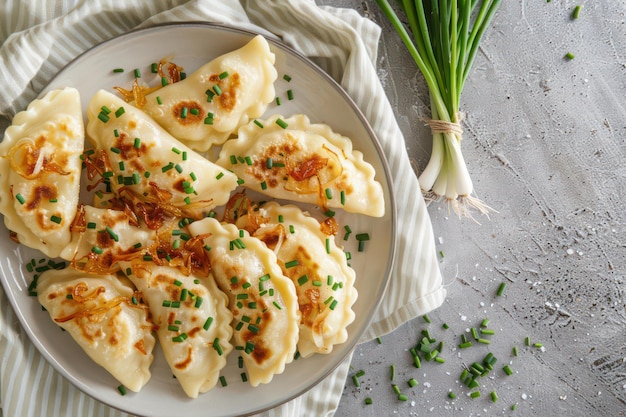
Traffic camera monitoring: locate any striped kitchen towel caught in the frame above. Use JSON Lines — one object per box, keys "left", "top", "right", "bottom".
{"left": 0, "top": 1, "right": 445, "bottom": 416}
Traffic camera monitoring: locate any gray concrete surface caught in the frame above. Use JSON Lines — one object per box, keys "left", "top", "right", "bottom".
{"left": 322, "top": 1, "right": 626, "bottom": 416}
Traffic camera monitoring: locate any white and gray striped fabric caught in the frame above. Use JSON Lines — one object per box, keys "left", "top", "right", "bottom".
{"left": 0, "top": 1, "right": 445, "bottom": 416}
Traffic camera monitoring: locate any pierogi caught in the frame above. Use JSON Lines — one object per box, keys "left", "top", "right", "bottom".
{"left": 37, "top": 268, "right": 155, "bottom": 392}
{"left": 0, "top": 87, "right": 84, "bottom": 257}
{"left": 141, "top": 35, "right": 277, "bottom": 151}
{"left": 121, "top": 263, "right": 232, "bottom": 398}
{"left": 216, "top": 114, "right": 385, "bottom": 217}
{"left": 86, "top": 89, "right": 238, "bottom": 220}
{"left": 187, "top": 217, "right": 299, "bottom": 387}
{"left": 235, "top": 201, "right": 358, "bottom": 358}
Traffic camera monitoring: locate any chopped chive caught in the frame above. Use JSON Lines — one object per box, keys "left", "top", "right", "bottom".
{"left": 133, "top": 68, "right": 141, "bottom": 78}
{"left": 364, "top": 397, "right": 373, "bottom": 405}
{"left": 513, "top": 346, "right": 519, "bottom": 356}
{"left": 442, "top": 323, "right": 449, "bottom": 329}
{"left": 213, "top": 338, "right": 223, "bottom": 355}
{"left": 503, "top": 365, "right": 513, "bottom": 376}
{"left": 219, "top": 71, "right": 229, "bottom": 79}
{"left": 497, "top": 282, "right": 506, "bottom": 296}
{"left": 115, "top": 107, "right": 125, "bottom": 118}
{"left": 275, "top": 97, "right": 281, "bottom": 106}
{"left": 254, "top": 120, "right": 264, "bottom": 128}
{"left": 490, "top": 391, "right": 498, "bottom": 403}
{"left": 213, "top": 85, "right": 222, "bottom": 96}
{"left": 324, "top": 188, "right": 333, "bottom": 199}
{"left": 275, "top": 118, "right": 288, "bottom": 129}
{"left": 134, "top": 138, "right": 141, "bottom": 148}
{"left": 533, "top": 342, "right": 543, "bottom": 348}
{"left": 151, "top": 62, "right": 158, "bottom": 73}
{"left": 105, "top": 226, "right": 119, "bottom": 242}
{"left": 190, "top": 108, "right": 199, "bottom": 116}
{"left": 161, "top": 77, "right": 168, "bottom": 86}
{"left": 92, "top": 246, "right": 103, "bottom": 255}
{"left": 132, "top": 172, "right": 141, "bottom": 185}
{"left": 287, "top": 89, "right": 294, "bottom": 100}
{"left": 173, "top": 279, "right": 183, "bottom": 287}
{"left": 113, "top": 68, "right": 124, "bottom": 73}
{"left": 525, "top": 336, "right": 531, "bottom": 346}
{"left": 477, "top": 338, "right": 491, "bottom": 344}
{"left": 117, "top": 385, "right": 127, "bottom": 396}
{"left": 219, "top": 376, "right": 227, "bottom": 387}
{"left": 50, "top": 215, "right": 62, "bottom": 224}
{"left": 156, "top": 96, "right": 163, "bottom": 105}
{"left": 470, "top": 391, "right": 481, "bottom": 399}
{"left": 471, "top": 327, "right": 479, "bottom": 339}
{"left": 408, "top": 378, "right": 418, "bottom": 387}
{"left": 180, "top": 107, "right": 188, "bottom": 119}
{"left": 15, "top": 193, "right": 25, "bottom": 204}
{"left": 572, "top": 5, "right": 581, "bottom": 19}
{"left": 285, "top": 260, "right": 299, "bottom": 269}
{"left": 398, "top": 394, "right": 408, "bottom": 401}
{"left": 340, "top": 190, "right": 346, "bottom": 205}
{"left": 87, "top": 222, "right": 97, "bottom": 229}
{"left": 289, "top": 225, "right": 295, "bottom": 234}
{"left": 448, "top": 391, "right": 457, "bottom": 399}
{"left": 244, "top": 156, "right": 253, "bottom": 165}
{"left": 283, "top": 74, "right": 292, "bottom": 82}
{"left": 229, "top": 155, "right": 237, "bottom": 165}
{"left": 98, "top": 112, "right": 109, "bottom": 123}
{"left": 297, "top": 275, "right": 308, "bottom": 286}
{"left": 423, "top": 314, "right": 431, "bottom": 323}
{"left": 260, "top": 181, "right": 267, "bottom": 190}
{"left": 195, "top": 297, "right": 203, "bottom": 308}
{"left": 564, "top": 52, "right": 575, "bottom": 60}
{"left": 325, "top": 238, "right": 330, "bottom": 254}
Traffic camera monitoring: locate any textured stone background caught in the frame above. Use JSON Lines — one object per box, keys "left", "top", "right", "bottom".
{"left": 321, "top": 1, "right": 626, "bottom": 416}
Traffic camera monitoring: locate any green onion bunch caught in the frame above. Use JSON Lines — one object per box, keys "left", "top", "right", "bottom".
{"left": 375, "top": 0, "right": 501, "bottom": 218}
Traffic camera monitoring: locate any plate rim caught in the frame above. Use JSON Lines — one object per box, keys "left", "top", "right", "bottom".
{"left": 2, "top": 21, "right": 398, "bottom": 416}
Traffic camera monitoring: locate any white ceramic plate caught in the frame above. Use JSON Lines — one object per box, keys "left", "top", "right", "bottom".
{"left": 0, "top": 23, "right": 396, "bottom": 417}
